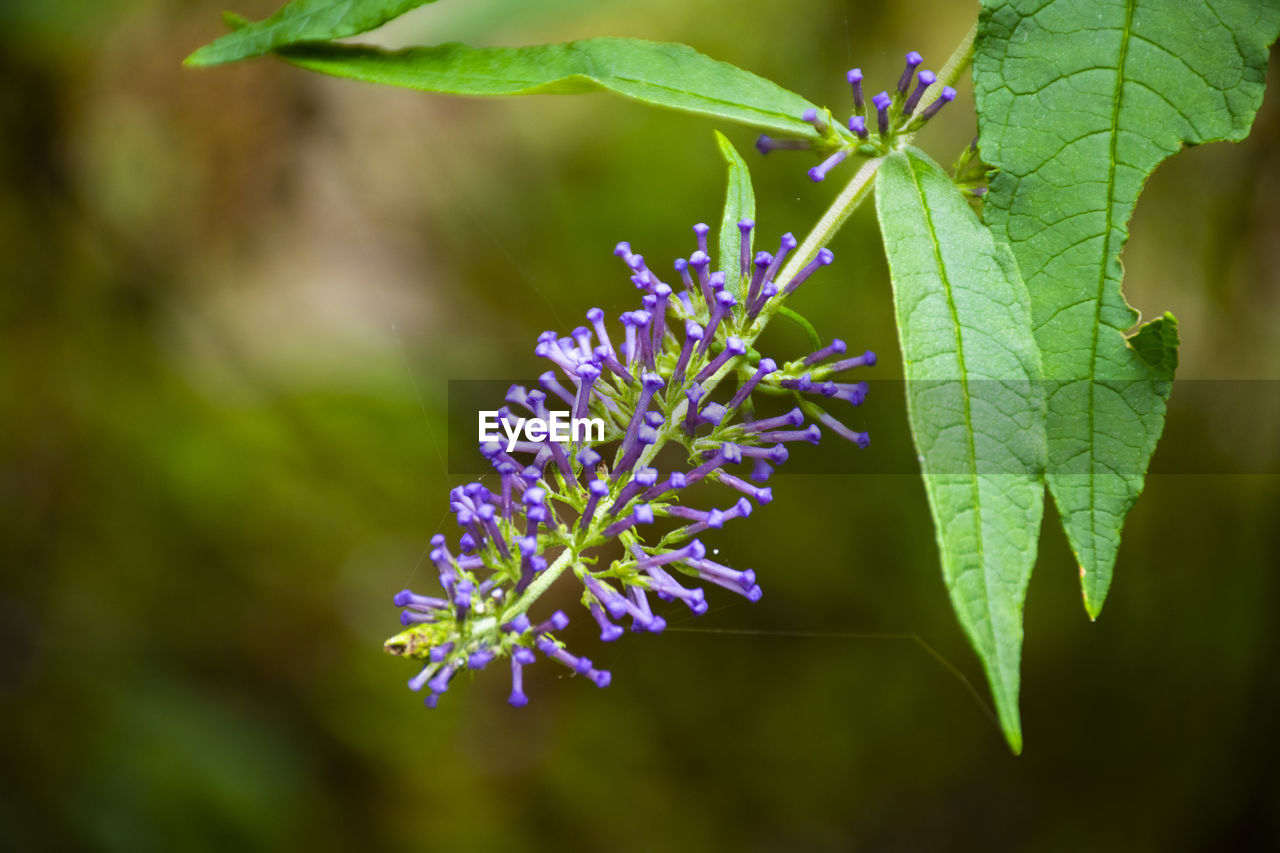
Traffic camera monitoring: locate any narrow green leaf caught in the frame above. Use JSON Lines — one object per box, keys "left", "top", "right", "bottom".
{"left": 776, "top": 307, "right": 822, "bottom": 351}
{"left": 269, "top": 38, "right": 821, "bottom": 139}
{"left": 186, "top": 0, "right": 437, "bottom": 67}
{"left": 876, "top": 147, "right": 1047, "bottom": 753}
{"left": 975, "top": 0, "right": 1279, "bottom": 617}
{"left": 714, "top": 130, "right": 755, "bottom": 300}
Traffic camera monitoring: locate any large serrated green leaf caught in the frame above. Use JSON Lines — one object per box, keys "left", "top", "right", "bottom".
{"left": 975, "top": 0, "right": 1279, "bottom": 618}
{"left": 714, "top": 130, "right": 755, "bottom": 300}
{"left": 266, "top": 38, "right": 820, "bottom": 139}
{"left": 186, "top": 0, "right": 437, "bottom": 67}
{"left": 876, "top": 147, "right": 1046, "bottom": 753}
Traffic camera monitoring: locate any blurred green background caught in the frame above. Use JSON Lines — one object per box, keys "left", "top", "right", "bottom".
{"left": 2, "top": 0, "right": 1278, "bottom": 850}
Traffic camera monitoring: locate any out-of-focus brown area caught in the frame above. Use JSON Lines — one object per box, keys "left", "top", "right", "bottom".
{"left": 2, "top": 1, "right": 1278, "bottom": 849}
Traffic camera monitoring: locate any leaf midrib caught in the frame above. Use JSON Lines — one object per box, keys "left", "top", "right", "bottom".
{"left": 902, "top": 153, "right": 995, "bottom": 667}
{"left": 1083, "top": 0, "right": 1136, "bottom": 585}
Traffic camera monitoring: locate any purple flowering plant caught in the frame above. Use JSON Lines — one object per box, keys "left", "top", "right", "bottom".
{"left": 188, "top": 1, "right": 1280, "bottom": 753}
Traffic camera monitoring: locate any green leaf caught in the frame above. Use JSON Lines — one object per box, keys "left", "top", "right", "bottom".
{"left": 875, "top": 147, "right": 1047, "bottom": 753}
{"left": 974, "top": 0, "right": 1279, "bottom": 617}
{"left": 714, "top": 130, "right": 755, "bottom": 300}
{"left": 186, "top": 0, "right": 437, "bottom": 67}
{"left": 268, "top": 38, "right": 821, "bottom": 139}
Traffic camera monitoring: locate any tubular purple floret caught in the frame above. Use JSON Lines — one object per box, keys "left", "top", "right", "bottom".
{"left": 919, "top": 86, "right": 956, "bottom": 121}
{"left": 688, "top": 251, "right": 713, "bottom": 308}
{"left": 577, "top": 447, "right": 602, "bottom": 471}
{"left": 608, "top": 467, "right": 659, "bottom": 516}
{"left": 827, "top": 349, "right": 877, "bottom": 372}
{"left": 584, "top": 575, "right": 631, "bottom": 620}
{"left": 804, "top": 338, "right": 848, "bottom": 366}
{"left": 898, "top": 50, "right": 923, "bottom": 94}
{"left": 801, "top": 108, "right": 828, "bottom": 135}
{"left": 695, "top": 336, "right": 747, "bottom": 383}
{"left": 737, "top": 218, "right": 755, "bottom": 278}
{"left": 903, "top": 69, "right": 936, "bottom": 116}
{"left": 408, "top": 663, "right": 435, "bottom": 692}
{"left": 539, "top": 371, "right": 576, "bottom": 409}
{"left": 674, "top": 257, "right": 695, "bottom": 293}
{"left": 873, "top": 91, "right": 892, "bottom": 135}
{"left": 508, "top": 654, "right": 531, "bottom": 707}
{"left": 644, "top": 564, "right": 708, "bottom": 614}
{"left": 685, "top": 442, "right": 743, "bottom": 486}
{"left": 831, "top": 381, "right": 869, "bottom": 405}
{"left": 685, "top": 556, "right": 758, "bottom": 595}
{"left": 847, "top": 68, "right": 864, "bottom": 109}
{"left": 429, "top": 642, "right": 455, "bottom": 663}
{"left": 631, "top": 539, "right": 707, "bottom": 572}
{"left": 757, "top": 423, "right": 823, "bottom": 445}
{"left": 533, "top": 610, "right": 570, "bottom": 635}
{"left": 763, "top": 232, "right": 798, "bottom": 286}
{"left": 684, "top": 383, "right": 707, "bottom": 433}
{"left": 601, "top": 503, "right": 654, "bottom": 538}
{"left": 468, "top": 648, "right": 496, "bottom": 670}
{"left": 628, "top": 586, "right": 666, "bottom": 633}
{"left": 849, "top": 115, "right": 868, "bottom": 139}
{"left": 612, "top": 425, "right": 658, "bottom": 481}
{"left": 594, "top": 345, "right": 634, "bottom": 384}
{"left": 727, "top": 357, "right": 778, "bottom": 411}
{"left": 395, "top": 589, "right": 449, "bottom": 610}
{"left": 589, "top": 601, "right": 624, "bottom": 642}
{"left": 808, "top": 148, "right": 849, "bottom": 183}
{"left": 748, "top": 251, "right": 773, "bottom": 304}
{"left": 579, "top": 479, "right": 609, "bottom": 532}
{"left": 643, "top": 470, "right": 687, "bottom": 501}
{"left": 810, "top": 408, "right": 871, "bottom": 447}
{"left": 781, "top": 248, "right": 834, "bottom": 297}
{"left": 698, "top": 290, "right": 738, "bottom": 357}
{"left": 739, "top": 407, "right": 804, "bottom": 433}
{"left": 651, "top": 282, "right": 672, "bottom": 349}
{"left": 502, "top": 614, "right": 531, "bottom": 634}
{"left": 713, "top": 470, "right": 773, "bottom": 504}
{"left": 693, "top": 222, "right": 711, "bottom": 257}
{"left": 756, "top": 135, "right": 810, "bottom": 155}
{"left": 586, "top": 307, "right": 615, "bottom": 358}
{"left": 671, "top": 319, "right": 703, "bottom": 387}
{"left": 737, "top": 443, "right": 789, "bottom": 464}
{"left": 751, "top": 458, "right": 774, "bottom": 482}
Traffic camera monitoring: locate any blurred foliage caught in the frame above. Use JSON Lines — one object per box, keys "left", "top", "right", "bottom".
{"left": 1, "top": 0, "right": 1278, "bottom": 850}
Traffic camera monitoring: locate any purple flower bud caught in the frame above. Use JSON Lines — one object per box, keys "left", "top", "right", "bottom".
{"left": 594, "top": 345, "right": 634, "bottom": 384}
{"left": 810, "top": 408, "right": 871, "bottom": 447}
{"left": 740, "top": 407, "right": 804, "bottom": 433}
{"left": 898, "top": 51, "right": 923, "bottom": 94}
{"left": 693, "top": 222, "right": 711, "bottom": 257}
{"left": 827, "top": 349, "right": 877, "bottom": 373}
{"left": 686, "top": 442, "right": 742, "bottom": 486}
{"left": 539, "top": 371, "right": 576, "bottom": 409}
{"left": 589, "top": 601, "right": 624, "bottom": 642}
{"left": 737, "top": 219, "right": 754, "bottom": 278}
{"left": 695, "top": 336, "right": 747, "bottom": 383}
{"left": 394, "top": 589, "right": 449, "bottom": 611}
{"left": 781, "top": 248, "right": 834, "bottom": 298}
{"left": 903, "top": 69, "right": 936, "bottom": 116}
{"left": 747, "top": 251, "right": 773, "bottom": 305}
{"left": 727, "top": 357, "right": 778, "bottom": 411}
{"left": 808, "top": 149, "right": 849, "bottom": 183}
{"left": 601, "top": 503, "right": 654, "bottom": 538}
{"left": 671, "top": 320, "right": 703, "bottom": 387}
{"left": 429, "top": 642, "right": 454, "bottom": 663}
{"left": 508, "top": 654, "right": 530, "bottom": 706}
{"left": 577, "top": 447, "right": 602, "bottom": 471}
{"left": 533, "top": 610, "right": 570, "bottom": 635}
{"left": 586, "top": 307, "right": 615, "bottom": 358}
{"left": 848, "top": 115, "right": 868, "bottom": 139}
{"left": 919, "top": 86, "right": 956, "bottom": 121}
{"left": 579, "top": 479, "right": 609, "bottom": 531}
{"left": 757, "top": 423, "right": 823, "bottom": 445}
{"left": 643, "top": 470, "right": 687, "bottom": 501}
{"left": 712, "top": 470, "right": 773, "bottom": 504}
{"left": 762, "top": 232, "right": 797, "bottom": 293}
{"left": 644, "top": 564, "right": 708, "bottom": 615}
{"left": 801, "top": 108, "right": 828, "bottom": 134}
{"left": 756, "top": 135, "right": 810, "bottom": 155}
{"left": 873, "top": 91, "right": 892, "bottom": 135}
{"left": 468, "top": 648, "right": 496, "bottom": 670}
{"left": 609, "top": 466, "right": 659, "bottom": 516}
{"left": 688, "top": 250, "right": 713, "bottom": 310}
{"left": 847, "top": 68, "right": 864, "bottom": 110}
{"left": 831, "top": 381, "right": 869, "bottom": 406}
{"left": 502, "top": 614, "right": 531, "bottom": 634}
{"left": 803, "top": 338, "right": 847, "bottom": 366}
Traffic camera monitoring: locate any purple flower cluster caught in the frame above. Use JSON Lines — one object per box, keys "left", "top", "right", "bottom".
{"left": 756, "top": 50, "right": 957, "bottom": 182}
{"left": 385, "top": 221, "right": 875, "bottom": 709}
